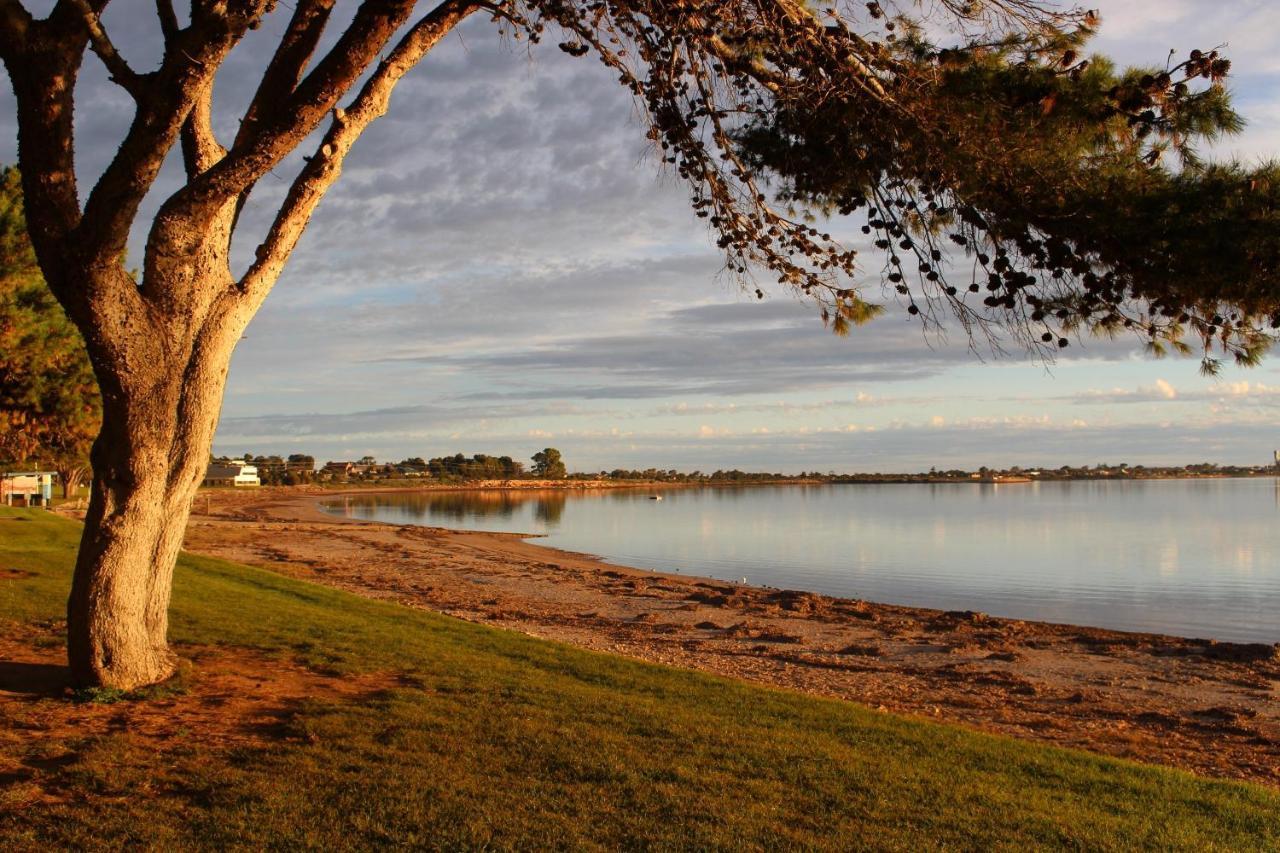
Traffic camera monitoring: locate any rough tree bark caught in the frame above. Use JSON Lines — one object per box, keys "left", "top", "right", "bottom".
{"left": 65, "top": 208, "right": 249, "bottom": 686}
{"left": 67, "top": 318, "right": 240, "bottom": 686}
{"left": 59, "top": 171, "right": 253, "bottom": 683}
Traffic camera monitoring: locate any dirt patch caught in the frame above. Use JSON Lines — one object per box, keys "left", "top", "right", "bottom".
{"left": 0, "top": 625, "right": 400, "bottom": 808}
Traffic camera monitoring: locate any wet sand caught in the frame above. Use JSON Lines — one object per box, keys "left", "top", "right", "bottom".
{"left": 180, "top": 486, "right": 1280, "bottom": 788}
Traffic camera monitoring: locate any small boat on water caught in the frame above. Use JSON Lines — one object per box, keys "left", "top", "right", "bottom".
{"left": 648, "top": 495, "right": 663, "bottom": 501}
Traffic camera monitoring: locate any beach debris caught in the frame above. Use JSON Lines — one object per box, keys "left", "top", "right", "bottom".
{"left": 724, "top": 621, "right": 802, "bottom": 643}
{"left": 985, "top": 650, "right": 1022, "bottom": 662}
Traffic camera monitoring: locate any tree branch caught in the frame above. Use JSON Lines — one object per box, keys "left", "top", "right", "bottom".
{"left": 176, "top": 0, "right": 421, "bottom": 207}
{"left": 4, "top": 36, "right": 152, "bottom": 354}
{"left": 225, "top": 0, "right": 333, "bottom": 233}
{"left": 0, "top": 0, "right": 33, "bottom": 60}
{"left": 76, "top": 8, "right": 261, "bottom": 263}
{"left": 235, "top": 0, "right": 335, "bottom": 150}
{"left": 67, "top": 0, "right": 144, "bottom": 96}
{"left": 155, "top": 0, "right": 178, "bottom": 41}
{"left": 2, "top": 20, "right": 84, "bottom": 271}
{"left": 238, "top": 0, "right": 480, "bottom": 302}
{"left": 180, "top": 78, "right": 226, "bottom": 176}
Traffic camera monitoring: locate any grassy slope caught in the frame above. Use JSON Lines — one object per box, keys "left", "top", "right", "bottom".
{"left": 0, "top": 508, "right": 1277, "bottom": 850}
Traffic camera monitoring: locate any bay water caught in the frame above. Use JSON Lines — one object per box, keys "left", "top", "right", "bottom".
{"left": 323, "top": 478, "right": 1280, "bottom": 643}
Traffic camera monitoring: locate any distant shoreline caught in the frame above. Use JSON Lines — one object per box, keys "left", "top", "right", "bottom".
{"left": 197, "top": 470, "right": 1280, "bottom": 497}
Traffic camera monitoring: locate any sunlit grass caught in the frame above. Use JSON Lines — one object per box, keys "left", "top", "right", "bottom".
{"left": 1, "top": 507, "right": 1276, "bottom": 849}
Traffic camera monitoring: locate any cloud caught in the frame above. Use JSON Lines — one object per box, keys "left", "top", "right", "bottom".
{"left": 292, "top": 417, "right": 1271, "bottom": 473}
{"left": 651, "top": 392, "right": 899, "bottom": 417}
{"left": 1070, "top": 380, "right": 1179, "bottom": 404}
{"left": 1210, "top": 381, "right": 1280, "bottom": 398}
{"left": 1069, "top": 380, "right": 1280, "bottom": 406}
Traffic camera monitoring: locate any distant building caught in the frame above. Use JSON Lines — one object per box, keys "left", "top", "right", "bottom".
{"left": 1, "top": 471, "right": 55, "bottom": 506}
{"left": 203, "top": 459, "right": 260, "bottom": 487}
{"left": 321, "top": 461, "right": 356, "bottom": 478}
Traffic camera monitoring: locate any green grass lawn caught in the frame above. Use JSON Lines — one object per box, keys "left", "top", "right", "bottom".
{"left": 1, "top": 508, "right": 1277, "bottom": 850}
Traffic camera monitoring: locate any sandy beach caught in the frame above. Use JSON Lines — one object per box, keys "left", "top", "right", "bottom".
{"left": 179, "top": 486, "right": 1280, "bottom": 788}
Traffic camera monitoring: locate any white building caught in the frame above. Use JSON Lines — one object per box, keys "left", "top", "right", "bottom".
{"left": 203, "top": 459, "right": 261, "bottom": 487}
{"left": 1, "top": 471, "right": 55, "bottom": 506}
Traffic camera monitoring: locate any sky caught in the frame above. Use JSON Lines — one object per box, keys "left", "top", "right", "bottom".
{"left": 3, "top": 0, "right": 1280, "bottom": 472}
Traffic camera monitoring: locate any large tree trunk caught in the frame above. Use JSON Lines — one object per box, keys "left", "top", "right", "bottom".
{"left": 66, "top": 303, "right": 241, "bottom": 690}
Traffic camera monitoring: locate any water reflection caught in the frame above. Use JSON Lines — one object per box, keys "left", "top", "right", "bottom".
{"left": 323, "top": 479, "right": 1280, "bottom": 643}
{"left": 330, "top": 489, "right": 574, "bottom": 527}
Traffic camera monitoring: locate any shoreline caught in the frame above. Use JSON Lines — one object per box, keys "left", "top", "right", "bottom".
{"left": 225, "top": 471, "right": 1280, "bottom": 494}
{"left": 179, "top": 486, "right": 1280, "bottom": 788}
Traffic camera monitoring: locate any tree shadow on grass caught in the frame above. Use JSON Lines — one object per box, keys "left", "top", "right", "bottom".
{"left": 0, "top": 660, "right": 72, "bottom": 696}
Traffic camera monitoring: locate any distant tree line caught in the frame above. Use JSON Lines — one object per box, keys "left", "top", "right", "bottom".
{"left": 211, "top": 453, "right": 316, "bottom": 486}
{"left": 421, "top": 453, "right": 525, "bottom": 480}
{"left": 587, "top": 469, "right": 805, "bottom": 483}
{"left": 209, "top": 450, "right": 1277, "bottom": 488}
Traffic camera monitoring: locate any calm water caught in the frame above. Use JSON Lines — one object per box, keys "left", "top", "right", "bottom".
{"left": 322, "top": 479, "right": 1280, "bottom": 643}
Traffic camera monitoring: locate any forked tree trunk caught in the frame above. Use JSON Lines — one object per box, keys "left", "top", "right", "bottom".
{"left": 58, "top": 466, "right": 86, "bottom": 500}
{"left": 65, "top": 277, "right": 243, "bottom": 689}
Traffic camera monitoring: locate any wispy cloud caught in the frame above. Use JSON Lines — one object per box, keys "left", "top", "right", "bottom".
{"left": 1068, "top": 380, "right": 1280, "bottom": 406}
